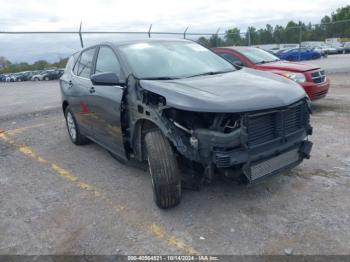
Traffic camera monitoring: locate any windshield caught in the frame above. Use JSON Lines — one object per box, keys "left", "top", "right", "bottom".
{"left": 238, "top": 48, "right": 280, "bottom": 64}
{"left": 119, "top": 41, "right": 235, "bottom": 79}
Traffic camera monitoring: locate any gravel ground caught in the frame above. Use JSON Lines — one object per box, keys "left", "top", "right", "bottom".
{"left": 0, "top": 58, "right": 349, "bottom": 255}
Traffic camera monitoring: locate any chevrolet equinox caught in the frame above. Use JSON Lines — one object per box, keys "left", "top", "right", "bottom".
{"left": 60, "top": 39, "right": 313, "bottom": 209}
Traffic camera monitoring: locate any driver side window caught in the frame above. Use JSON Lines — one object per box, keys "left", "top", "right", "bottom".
{"left": 95, "top": 46, "right": 122, "bottom": 78}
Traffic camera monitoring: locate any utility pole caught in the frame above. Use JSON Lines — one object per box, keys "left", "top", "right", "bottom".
{"left": 78, "top": 21, "right": 84, "bottom": 48}
{"left": 183, "top": 26, "right": 189, "bottom": 39}
{"left": 248, "top": 30, "right": 251, "bottom": 46}
{"left": 148, "top": 24, "right": 152, "bottom": 38}
{"left": 214, "top": 27, "right": 220, "bottom": 47}
{"left": 298, "top": 24, "right": 302, "bottom": 61}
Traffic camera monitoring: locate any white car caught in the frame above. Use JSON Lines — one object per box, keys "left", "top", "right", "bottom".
{"left": 31, "top": 71, "right": 48, "bottom": 81}
{"left": 6, "top": 74, "right": 15, "bottom": 82}
{"left": 314, "top": 45, "right": 337, "bottom": 55}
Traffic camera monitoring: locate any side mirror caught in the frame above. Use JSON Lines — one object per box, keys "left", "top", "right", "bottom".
{"left": 91, "top": 72, "right": 122, "bottom": 86}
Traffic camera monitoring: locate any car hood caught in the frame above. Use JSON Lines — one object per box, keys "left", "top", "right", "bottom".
{"left": 256, "top": 61, "right": 319, "bottom": 73}
{"left": 140, "top": 68, "right": 307, "bottom": 113}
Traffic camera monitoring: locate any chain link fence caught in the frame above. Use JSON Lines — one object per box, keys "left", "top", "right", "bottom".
{"left": 211, "top": 19, "right": 350, "bottom": 53}
{"left": 1, "top": 18, "right": 350, "bottom": 72}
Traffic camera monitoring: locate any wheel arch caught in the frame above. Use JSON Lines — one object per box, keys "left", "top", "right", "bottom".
{"left": 131, "top": 118, "right": 165, "bottom": 162}
{"left": 62, "top": 100, "right": 69, "bottom": 114}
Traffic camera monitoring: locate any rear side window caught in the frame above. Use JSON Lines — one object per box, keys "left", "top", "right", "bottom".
{"left": 74, "top": 48, "right": 95, "bottom": 78}
{"left": 65, "top": 53, "right": 78, "bottom": 73}
{"left": 95, "top": 47, "right": 121, "bottom": 78}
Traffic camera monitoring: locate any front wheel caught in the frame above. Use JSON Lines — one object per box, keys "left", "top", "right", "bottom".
{"left": 64, "top": 107, "right": 89, "bottom": 145}
{"left": 144, "top": 130, "right": 181, "bottom": 209}
{"left": 44, "top": 76, "right": 49, "bottom": 81}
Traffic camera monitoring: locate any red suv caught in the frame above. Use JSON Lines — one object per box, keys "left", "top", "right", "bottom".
{"left": 213, "top": 47, "right": 330, "bottom": 100}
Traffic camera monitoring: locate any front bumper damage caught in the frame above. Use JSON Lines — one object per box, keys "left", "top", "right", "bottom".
{"left": 193, "top": 126, "right": 312, "bottom": 183}
{"left": 170, "top": 100, "right": 313, "bottom": 183}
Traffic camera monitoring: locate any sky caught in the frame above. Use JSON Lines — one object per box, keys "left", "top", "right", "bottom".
{"left": 0, "top": 0, "right": 349, "bottom": 63}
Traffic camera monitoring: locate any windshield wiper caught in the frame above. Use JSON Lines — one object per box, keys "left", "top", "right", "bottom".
{"left": 185, "top": 70, "right": 235, "bottom": 78}
{"left": 140, "top": 76, "right": 178, "bottom": 80}
{"left": 255, "top": 59, "right": 280, "bottom": 64}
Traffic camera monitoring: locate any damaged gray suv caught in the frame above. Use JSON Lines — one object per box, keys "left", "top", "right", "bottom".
{"left": 60, "top": 39, "right": 313, "bottom": 209}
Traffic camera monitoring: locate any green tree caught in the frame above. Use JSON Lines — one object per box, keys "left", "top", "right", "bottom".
{"left": 0, "top": 57, "right": 68, "bottom": 74}
{"left": 32, "top": 60, "right": 50, "bottom": 70}
{"left": 225, "top": 28, "right": 242, "bottom": 46}
{"left": 197, "top": 36, "right": 210, "bottom": 47}
{"left": 209, "top": 34, "right": 225, "bottom": 47}
{"left": 0, "top": 56, "right": 11, "bottom": 70}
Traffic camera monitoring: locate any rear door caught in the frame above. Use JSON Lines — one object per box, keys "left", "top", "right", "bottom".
{"left": 70, "top": 47, "right": 97, "bottom": 136}
{"left": 89, "top": 45, "right": 127, "bottom": 160}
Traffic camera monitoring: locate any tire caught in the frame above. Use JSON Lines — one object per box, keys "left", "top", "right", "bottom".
{"left": 144, "top": 129, "right": 181, "bottom": 209}
{"left": 64, "top": 106, "right": 89, "bottom": 145}
{"left": 34, "top": 78, "right": 39, "bottom": 81}
{"left": 44, "top": 76, "right": 49, "bottom": 81}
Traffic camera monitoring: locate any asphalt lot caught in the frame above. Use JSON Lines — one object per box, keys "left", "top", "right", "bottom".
{"left": 0, "top": 81, "right": 61, "bottom": 120}
{"left": 1, "top": 56, "right": 350, "bottom": 255}
{"left": 297, "top": 54, "right": 350, "bottom": 74}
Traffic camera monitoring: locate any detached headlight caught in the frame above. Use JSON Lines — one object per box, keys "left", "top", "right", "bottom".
{"left": 282, "top": 72, "right": 306, "bottom": 83}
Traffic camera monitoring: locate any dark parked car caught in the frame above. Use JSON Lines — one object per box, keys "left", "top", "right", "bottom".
{"left": 344, "top": 42, "right": 350, "bottom": 53}
{"left": 31, "top": 69, "right": 61, "bottom": 81}
{"left": 0, "top": 74, "right": 6, "bottom": 82}
{"left": 57, "top": 69, "right": 64, "bottom": 78}
{"left": 60, "top": 39, "right": 313, "bottom": 208}
{"left": 12, "top": 71, "right": 33, "bottom": 81}
{"left": 41, "top": 69, "right": 62, "bottom": 80}
{"left": 277, "top": 48, "right": 321, "bottom": 61}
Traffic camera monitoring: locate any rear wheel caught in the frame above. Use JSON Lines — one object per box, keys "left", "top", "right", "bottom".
{"left": 64, "top": 107, "right": 89, "bottom": 145}
{"left": 144, "top": 130, "right": 181, "bottom": 209}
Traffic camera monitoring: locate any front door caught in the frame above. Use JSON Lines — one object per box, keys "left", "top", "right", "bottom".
{"left": 89, "top": 46, "right": 127, "bottom": 160}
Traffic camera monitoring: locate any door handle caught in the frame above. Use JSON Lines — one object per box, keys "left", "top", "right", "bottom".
{"left": 89, "top": 87, "right": 95, "bottom": 94}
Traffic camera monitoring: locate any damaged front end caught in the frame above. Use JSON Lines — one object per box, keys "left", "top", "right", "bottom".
{"left": 164, "top": 99, "right": 313, "bottom": 183}
{"left": 126, "top": 77, "right": 313, "bottom": 184}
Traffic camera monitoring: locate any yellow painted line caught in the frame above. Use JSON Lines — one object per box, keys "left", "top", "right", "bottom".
{"left": 3, "top": 121, "right": 64, "bottom": 136}
{"left": 0, "top": 132, "right": 199, "bottom": 255}
{"left": 149, "top": 224, "right": 200, "bottom": 255}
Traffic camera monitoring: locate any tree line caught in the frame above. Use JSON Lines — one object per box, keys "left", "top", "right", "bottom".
{"left": 0, "top": 57, "right": 68, "bottom": 74}
{"left": 198, "top": 5, "right": 350, "bottom": 47}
